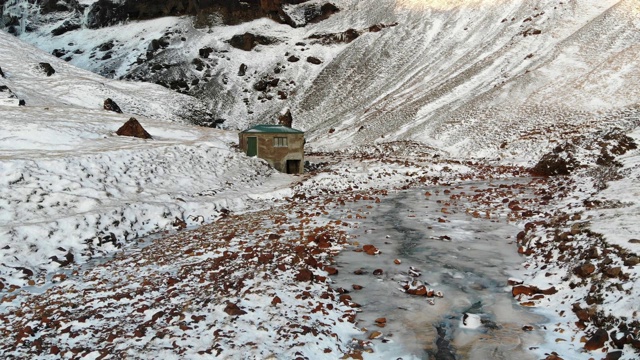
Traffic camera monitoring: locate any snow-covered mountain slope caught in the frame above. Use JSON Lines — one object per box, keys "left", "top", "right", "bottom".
{"left": 6, "top": 0, "right": 640, "bottom": 160}
{"left": 0, "top": 30, "right": 292, "bottom": 289}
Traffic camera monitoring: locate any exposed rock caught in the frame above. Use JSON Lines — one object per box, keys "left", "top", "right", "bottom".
{"left": 574, "top": 262, "right": 596, "bottom": 278}
{"left": 306, "top": 56, "right": 322, "bottom": 64}
{"left": 198, "top": 47, "right": 213, "bottom": 58}
{"left": 52, "top": 49, "right": 67, "bottom": 58}
{"left": 281, "top": 2, "right": 340, "bottom": 28}
{"left": 51, "top": 20, "right": 81, "bottom": 36}
{"left": 39, "top": 62, "right": 56, "bottom": 76}
{"left": 584, "top": 328, "right": 609, "bottom": 351}
{"left": 223, "top": 302, "right": 246, "bottom": 316}
{"left": 605, "top": 351, "right": 623, "bottom": 360}
{"left": 253, "top": 80, "right": 269, "bottom": 92}
{"left": 238, "top": 63, "right": 247, "bottom": 76}
{"left": 104, "top": 98, "right": 123, "bottom": 113}
{"left": 372, "top": 269, "right": 383, "bottom": 276}
{"left": 308, "top": 28, "right": 361, "bottom": 45}
{"left": 295, "top": 268, "right": 314, "bottom": 282}
{"left": 0, "top": 66, "right": 4, "bottom": 78}
{"left": 531, "top": 146, "right": 579, "bottom": 176}
{"left": 287, "top": 55, "right": 300, "bottom": 62}
{"left": 98, "top": 41, "right": 115, "bottom": 52}
{"left": 116, "top": 117, "right": 152, "bottom": 139}
{"left": 228, "top": 33, "right": 279, "bottom": 51}
{"left": 278, "top": 108, "right": 293, "bottom": 127}
{"left": 604, "top": 266, "right": 622, "bottom": 278}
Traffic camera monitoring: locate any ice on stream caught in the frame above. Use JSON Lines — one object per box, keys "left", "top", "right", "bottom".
{"left": 330, "top": 179, "right": 547, "bottom": 359}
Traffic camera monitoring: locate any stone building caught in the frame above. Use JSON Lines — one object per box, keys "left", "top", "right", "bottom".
{"left": 239, "top": 124, "right": 304, "bottom": 174}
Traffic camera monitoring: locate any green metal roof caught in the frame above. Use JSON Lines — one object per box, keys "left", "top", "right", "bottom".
{"left": 241, "top": 124, "right": 304, "bottom": 134}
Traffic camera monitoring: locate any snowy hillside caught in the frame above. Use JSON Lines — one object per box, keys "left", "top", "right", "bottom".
{"left": 5, "top": 0, "right": 640, "bottom": 159}
{"left": 0, "top": 30, "right": 290, "bottom": 290}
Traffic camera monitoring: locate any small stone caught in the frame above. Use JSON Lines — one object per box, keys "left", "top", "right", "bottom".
{"left": 368, "top": 331, "right": 383, "bottom": 340}
{"left": 224, "top": 302, "right": 247, "bottom": 316}
{"left": 352, "top": 284, "right": 364, "bottom": 290}
{"left": 373, "top": 269, "right": 383, "bottom": 276}
{"left": 394, "top": 259, "right": 402, "bottom": 265}
{"left": 574, "top": 263, "right": 596, "bottom": 278}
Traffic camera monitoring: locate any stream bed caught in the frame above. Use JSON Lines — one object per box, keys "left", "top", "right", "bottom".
{"left": 330, "top": 179, "right": 547, "bottom": 359}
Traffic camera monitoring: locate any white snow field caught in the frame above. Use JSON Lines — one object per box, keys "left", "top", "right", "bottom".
{"left": 0, "top": 30, "right": 293, "bottom": 289}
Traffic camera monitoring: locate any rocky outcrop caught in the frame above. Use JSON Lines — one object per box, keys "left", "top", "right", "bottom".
{"left": 116, "top": 117, "right": 152, "bottom": 139}
{"left": 82, "top": 0, "right": 329, "bottom": 29}
{"left": 104, "top": 98, "right": 123, "bottom": 113}
{"left": 278, "top": 108, "right": 293, "bottom": 127}
{"left": 38, "top": 62, "right": 55, "bottom": 76}
{"left": 228, "top": 33, "right": 279, "bottom": 51}
{"left": 51, "top": 19, "right": 81, "bottom": 36}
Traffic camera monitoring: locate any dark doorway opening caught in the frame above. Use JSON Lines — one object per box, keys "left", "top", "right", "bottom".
{"left": 286, "top": 160, "right": 301, "bottom": 174}
{"left": 247, "top": 137, "right": 257, "bottom": 156}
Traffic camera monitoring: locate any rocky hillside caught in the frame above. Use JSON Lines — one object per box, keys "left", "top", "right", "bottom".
{"left": 3, "top": 0, "right": 639, "bottom": 159}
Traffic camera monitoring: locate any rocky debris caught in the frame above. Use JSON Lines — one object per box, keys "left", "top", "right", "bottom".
{"left": 198, "top": 47, "right": 213, "bottom": 59}
{"left": 103, "top": 98, "right": 122, "bottom": 113}
{"left": 308, "top": 23, "right": 398, "bottom": 45}
{"left": 278, "top": 108, "right": 293, "bottom": 127}
{"left": 51, "top": 19, "right": 81, "bottom": 36}
{"left": 573, "top": 262, "right": 596, "bottom": 278}
{"left": 522, "top": 28, "right": 542, "bottom": 36}
{"left": 38, "top": 62, "right": 55, "bottom": 76}
{"left": 51, "top": 48, "right": 67, "bottom": 58}
{"left": 228, "top": 33, "right": 279, "bottom": 51}
{"left": 531, "top": 145, "right": 579, "bottom": 176}
{"left": 281, "top": 2, "right": 340, "bottom": 28}
{"left": 224, "top": 302, "right": 247, "bottom": 316}
{"left": 584, "top": 328, "right": 609, "bottom": 350}
{"left": 307, "top": 56, "right": 322, "bottom": 64}
{"left": 116, "top": 117, "right": 152, "bottom": 139}
{"left": 238, "top": 63, "right": 248, "bottom": 76}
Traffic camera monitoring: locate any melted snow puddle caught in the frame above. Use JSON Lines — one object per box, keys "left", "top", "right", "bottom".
{"left": 331, "top": 179, "right": 547, "bottom": 359}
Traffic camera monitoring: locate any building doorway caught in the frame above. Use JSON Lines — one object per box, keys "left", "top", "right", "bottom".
{"left": 247, "top": 137, "right": 257, "bottom": 156}
{"left": 286, "top": 160, "right": 301, "bottom": 174}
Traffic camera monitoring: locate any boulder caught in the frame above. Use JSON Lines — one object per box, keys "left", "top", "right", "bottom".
{"left": 307, "top": 56, "right": 322, "bottom": 64}
{"left": 584, "top": 328, "right": 609, "bottom": 351}
{"left": 223, "top": 302, "right": 246, "bottom": 316}
{"left": 198, "top": 47, "right": 213, "bottom": 58}
{"left": 287, "top": 55, "right": 300, "bottom": 62}
{"left": 238, "top": 63, "right": 248, "bottom": 76}
{"left": 51, "top": 20, "right": 81, "bottom": 36}
{"left": 104, "top": 98, "right": 123, "bottom": 113}
{"left": 39, "top": 63, "right": 56, "bottom": 76}
{"left": 116, "top": 117, "right": 152, "bottom": 139}
{"left": 228, "top": 33, "right": 279, "bottom": 51}
{"left": 278, "top": 109, "right": 293, "bottom": 127}
{"left": 574, "top": 262, "right": 596, "bottom": 278}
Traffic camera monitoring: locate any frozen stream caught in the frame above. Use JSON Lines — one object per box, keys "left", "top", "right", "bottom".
{"left": 331, "top": 179, "right": 546, "bottom": 359}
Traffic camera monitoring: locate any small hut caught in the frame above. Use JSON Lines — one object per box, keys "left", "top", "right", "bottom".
{"left": 239, "top": 124, "right": 304, "bottom": 174}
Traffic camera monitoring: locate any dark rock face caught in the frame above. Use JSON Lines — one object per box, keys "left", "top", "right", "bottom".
{"left": 51, "top": 19, "right": 81, "bottom": 36}
{"left": 82, "top": 0, "right": 321, "bottom": 29}
{"left": 531, "top": 145, "right": 579, "bottom": 176}
{"left": 281, "top": 2, "right": 339, "bottom": 27}
{"left": 278, "top": 108, "right": 293, "bottom": 127}
{"left": 0, "top": 66, "right": 4, "bottom": 78}
{"left": 228, "top": 32, "right": 279, "bottom": 51}
{"left": 104, "top": 98, "right": 123, "bottom": 113}
{"left": 306, "top": 56, "right": 322, "bottom": 64}
{"left": 38, "top": 62, "right": 56, "bottom": 76}
{"left": 116, "top": 117, "right": 152, "bottom": 139}
{"left": 39, "top": 0, "right": 82, "bottom": 14}
{"left": 198, "top": 47, "right": 213, "bottom": 58}
{"left": 238, "top": 63, "right": 247, "bottom": 76}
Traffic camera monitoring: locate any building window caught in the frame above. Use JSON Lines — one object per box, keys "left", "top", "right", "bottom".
{"left": 274, "top": 137, "right": 288, "bottom": 147}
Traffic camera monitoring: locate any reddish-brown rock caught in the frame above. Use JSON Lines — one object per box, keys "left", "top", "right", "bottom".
{"left": 224, "top": 302, "right": 247, "bottom": 316}
{"left": 116, "top": 117, "right": 152, "bottom": 139}
{"left": 574, "top": 263, "right": 596, "bottom": 278}
{"left": 584, "top": 328, "right": 609, "bottom": 351}
{"left": 295, "top": 268, "right": 314, "bottom": 282}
